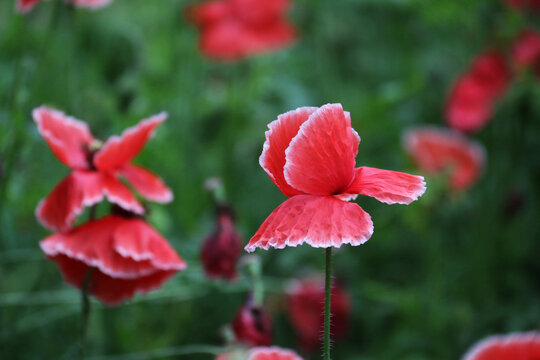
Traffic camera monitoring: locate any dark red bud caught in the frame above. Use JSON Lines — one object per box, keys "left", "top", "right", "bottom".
{"left": 232, "top": 299, "right": 273, "bottom": 347}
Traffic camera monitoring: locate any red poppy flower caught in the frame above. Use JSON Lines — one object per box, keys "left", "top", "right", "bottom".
{"left": 286, "top": 278, "right": 350, "bottom": 350}
{"left": 248, "top": 347, "right": 303, "bottom": 360}
{"left": 34, "top": 106, "right": 172, "bottom": 232}
{"left": 201, "top": 205, "right": 243, "bottom": 280}
{"left": 504, "top": 0, "right": 540, "bottom": 11}
{"left": 16, "top": 0, "right": 112, "bottom": 13}
{"left": 245, "top": 104, "right": 426, "bottom": 252}
{"left": 40, "top": 215, "right": 186, "bottom": 305}
{"left": 186, "top": 0, "right": 297, "bottom": 61}
{"left": 446, "top": 51, "right": 511, "bottom": 133}
{"left": 463, "top": 332, "right": 540, "bottom": 360}
{"left": 403, "top": 126, "right": 485, "bottom": 191}
{"left": 511, "top": 29, "right": 540, "bottom": 74}
{"left": 232, "top": 298, "right": 273, "bottom": 346}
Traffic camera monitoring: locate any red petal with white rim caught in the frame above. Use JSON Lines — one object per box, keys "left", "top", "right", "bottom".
{"left": 94, "top": 113, "right": 167, "bottom": 172}
{"left": 33, "top": 106, "right": 94, "bottom": 170}
{"left": 284, "top": 104, "right": 359, "bottom": 196}
{"left": 341, "top": 167, "right": 426, "bottom": 205}
{"left": 245, "top": 195, "right": 373, "bottom": 251}
{"left": 72, "top": 0, "right": 112, "bottom": 9}
{"left": 259, "top": 107, "right": 317, "bottom": 197}
{"left": 103, "top": 175, "right": 145, "bottom": 214}
{"left": 249, "top": 347, "right": 303, "bottom": 360}
{"left": 16, "top": 0, "right": 41, "bottom": 12}
{"left": 120, "top": 164, "right": 173, "bottom": 203}
{"left": 463, "top": 332, "right": 540, "bottom": 360}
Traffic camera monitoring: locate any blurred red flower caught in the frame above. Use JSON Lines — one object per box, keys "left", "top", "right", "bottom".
{"left": 201, "top": 205, "right": 243, "bottom": 280}
{"left": 232, "top": 298, "right": 273, "bottom": 346}
{"left": 287, "top": 278, "right": 351, "bottom": 350}
{"left": 217, "top": 347, "right": 302, "bottom": 360}
{"left": 511, "top": 29, "right": 540, "bottom": 74}
{"left": 446, "top": 51, "right": 511, "bottom": 133}
{"left": 40, "top": 215, "right": 186, "bottom": 305}
{"left": 504, "top": 0, "right": 540, "bottom": 11}
{"left": 403, "top": 126, "right": 485, "bottom": 191}
{"left": 34, "top": 106, "right": 172, "bottom": 232}
{"left": 463, "top": 332, "right": 540, "bottom": 360}
{"left": 186, "top": 0, "right": 297, "bottom": 61}
{"left": 16, "top": 0, "right": 112, "bottom": 13}
{"left": 245, "top": 104, "right": 426, "bottom": 252}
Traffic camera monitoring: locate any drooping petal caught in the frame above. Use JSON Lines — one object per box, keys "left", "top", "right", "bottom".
{"left": 245, "top": 195, "right": 373, "bottom": 251}
{"left": 72, "top": 0, "right": 113, "bottom": 9}
{"left": 248, "top": 347, "right": 303, "bottom": 360}
{"left": 284, "top": 104, "right": 359, "bottom": 196}
{"left": 259, "top": 107, "right": 317, "bottom": 197}
{"left": 33, "top": 106, "right": 94, "bottom": 170}
{"left": 15, "top": 0, "right": 41, "bottom": 13}
{"left": 94, "top": 113, "right": 167, "bottom": 172}
{"left": 462, "top": 332, "right": 540, "bottom": 360}
{"left": 341, "top": 167, "right": 426, "bottom": 205}
{"left": 119, "top": 164, "right": 173, "bottom": 203}
{"left": 102, "top": 175, "right": 145, "bottom": 214}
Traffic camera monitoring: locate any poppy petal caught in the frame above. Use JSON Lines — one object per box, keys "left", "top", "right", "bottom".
{"left": 342, "top": 167, "right": 426, "bottom": 205}
{"left": 94, "top": 112, "right": 167, "bottom": 172}
{"left": 463, "top": 332, "right": 540, "bottom": 360}
{"left": 245, "top": 195, "right": 373, "bottom": 251}
{"left": 16, "top": 0, "right": 41, "bottom": 12}
{"left": 119, "top": 164, "right": 173, "bottom": 203}
{"left": 249, "top": 347, "right": 303, "bottom": 360}
{"left": 33, "top": 106, "right": 94, "bottom": 170}
{"left": 259, "top": 106, "right": 318, "bottom": 197}
{"left": 186, "top": 0, "right": 231, "bottom": 26}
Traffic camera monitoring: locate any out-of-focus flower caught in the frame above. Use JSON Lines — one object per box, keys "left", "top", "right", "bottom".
{"left": 245, "top": 104, "right": 425, "bottom": 252}
{"left": 504, "top": 0, "right": 540, "bottom": 11}
{"left": 403, "top": 126, "right": 485, "bottom": 191}
{"left": 186, "top": 0, "right": 297, "bottom": 61}
{"left": 217, "top": 347, "right": 302, "bottom": 360}
{"left": 16, "top": 0, "right": 112, "bottom": 13}
{"left": 232, "top": 297, "right": 273, "bottom": 346}
{"left": 34, "top": 106, "right": 172, "bottom": 232}
{"left": 201, "top": 205, "right": 243, "bottom": 280}
{"left": 287, "top": 278, "right": 351, "bottom": 350}
{"left": 462, "top": 331, "right": 540, "bottom": 360}
{"left": 40, "top": 215, "right": 186, "bottom": 305}
{"left": 446, "top": 51, "right": 511, "bottom": 133}
{"left": 511, "top": 29, "right": 540, "bottom": 74}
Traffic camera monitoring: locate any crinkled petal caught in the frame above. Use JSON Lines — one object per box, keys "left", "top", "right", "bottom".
{"left": 260, "top": 107, "right": 318, "bottom": 197}
{"left": 463, "top": 332, "right": 540, "bottom": 360}
{"left": 94, "top": 113, "right": 167, "bottom": 172}
{"left": 120, "top": 164, "right": 173, "bottom": 203}
{"left": 16, "top": 0, "right": 41, "bottom": 13}
{"left": 245, "top": 195, "right": 373, "bottom": 251}
{"left": 33, "top": 106, "right": 94, "bottom": 170}
{"left": 102, "top": 175, "right": 145, "bottom": 214}
{"left": 284, "top": 104, "right": 359, "bottom": 196}
{"left": 249, "top": 347, "right": 303, "bottom": 360}
{"left": 341, "top": 167, "right": 426, "bottom": 205}
{"left": 71, "top": 0, "right": 113, "bottom": 9}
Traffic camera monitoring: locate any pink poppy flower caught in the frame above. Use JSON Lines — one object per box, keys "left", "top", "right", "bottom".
{"left": 403, "top": 126, "right": 485, "bottom": 191}
{"left": 463, "top": 332, "right": 540, "bottom": 360}
{"left": 446, "top": 51, "right": 511, "bottom": 133}
{"left": 40, "top": 215, "right": 186, "bottom": 305}
{"left": 511, "top": 29, "right": 540, "bottom": 74}
{"left": 186, "top": 0, "right": 297, "bottom": 61}
{"left": 245, "top": 104, "right": 426, "bottom": 252}
{"left": 34, "top": 106, "right": 172, "bottom": 232}
{"left": 201, "top": 205, "right": 243, "bottom": 280}
{"left": 216, "top": 347, "right": 302, "bottom": 360}
{"left": 286, "top": 278, "right": 350, "bottom": 350}
{"left": 16, "top": 0, "right": 112, "bottom": 13}
{"left": 504, "top": 0, "right": 540, "bottom": 11}
{"left": 232, "top": 298, "right": 273, "bottom": 346}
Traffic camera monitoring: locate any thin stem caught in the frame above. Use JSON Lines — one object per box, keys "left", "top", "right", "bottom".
{"left": 323, "top": 247, "right": 333, "bottom": 360}
{"left": 80, "top": 268, "right": 93, "bottom": 358}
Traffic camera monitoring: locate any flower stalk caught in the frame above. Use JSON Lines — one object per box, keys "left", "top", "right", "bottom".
{"left": 323, "top": 247, "right": 333, "bottom": 360}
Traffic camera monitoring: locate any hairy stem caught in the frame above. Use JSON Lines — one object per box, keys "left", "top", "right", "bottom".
{"left": 324, "top": 247, "right": 333, "bottom": 360}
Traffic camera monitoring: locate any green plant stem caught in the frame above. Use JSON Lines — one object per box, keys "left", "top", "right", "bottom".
{"left": 80, "top": 268, "right": 93, "bottom": 358}
{"left": 324, "top": 247, "right": 333, "bottom": 360}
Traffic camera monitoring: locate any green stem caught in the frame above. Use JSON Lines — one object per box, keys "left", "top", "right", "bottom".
{"left": 323, "top": 247, "right": 333, "bottom": 360}
{"left": 80, "top": 268, "right": 93, "bottom": 358}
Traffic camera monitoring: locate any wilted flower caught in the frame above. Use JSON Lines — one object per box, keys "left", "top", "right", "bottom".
{"left": 287, "top": 278, "right": 351, "bottom": 350}
{"left": 186, "top": 0, "right": 297, "bottom": 61}
{"left": 511, "top": 29, "right": 540, "bottom": 74}
{"left": 245, "top": 104, "right": 425, "bottom": 252}
{"left": 463, "top": 331, "right": 540, "bottom": 360}
{"left": 34, "top": 106, "right": 172, "bottom": 232}
{"left": 232, "top": 297, "right": 273, "bottom": 346}
{"left": 16, "top": 0, "right": 112, "bottom": 13}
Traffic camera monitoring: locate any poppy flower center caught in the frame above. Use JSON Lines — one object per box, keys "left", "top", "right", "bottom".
{"left": 84, "top": 139, "right": 103, "bottom": 170}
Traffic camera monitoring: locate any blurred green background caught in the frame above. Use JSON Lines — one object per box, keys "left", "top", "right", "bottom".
{"left": 1, "top": 0, "right": 540, "bottom": 359}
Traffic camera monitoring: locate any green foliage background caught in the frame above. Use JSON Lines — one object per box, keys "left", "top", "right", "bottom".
{"left": 1, "top": 0, "right": 539, "bottom": 359}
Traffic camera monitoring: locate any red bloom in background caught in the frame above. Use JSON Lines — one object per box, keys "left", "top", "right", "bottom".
{"left": 404, "top": 127, "right": 485, "bottom": 191}
{"left": 249, "top": 347, "right": 303, "bottom": 360}
{"left": 245, "top": 104, "right": 425, "bottom": 252}
{"left": 287, "top": 278, "right": 351, "bottom": 350}
{"left": 16, "top": 0, "right": 112, "bottom": 13}
{"left": 446, "top": 51, "right": 511, "bottom": 133}
{"left": 232, "top": 298, "right": 273, "bottom": 346}
{"left": 463, "top": 332, "right": 540, "bottom": 360}
{"left": 504, "top": 0, "right": 540, "bottom": 11}
{"left": 511, "top": 29, "right": 540, "bottom": 74}
{"left": 40, "top": 215, "right": 186, "bottom": 305}
{"left": 186, "top": 0, "right": 297, "bottom": 61}
{"left": 201, "top": 205, "right": 243, "bottom": 280}
{"left": 34, "top": 106, "right": 172, "bottom": 232}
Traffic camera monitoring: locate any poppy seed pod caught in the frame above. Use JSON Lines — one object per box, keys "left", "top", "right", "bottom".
{"left": 232, "top": 298, "right": 273, "bottom": 346}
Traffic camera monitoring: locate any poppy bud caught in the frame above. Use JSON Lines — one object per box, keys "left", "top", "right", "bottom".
{"left": 201, "top": 205, "right": 243, "bottom": 280}
{"left": 232, "top": 298, "right": 273, "bottom": 346}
